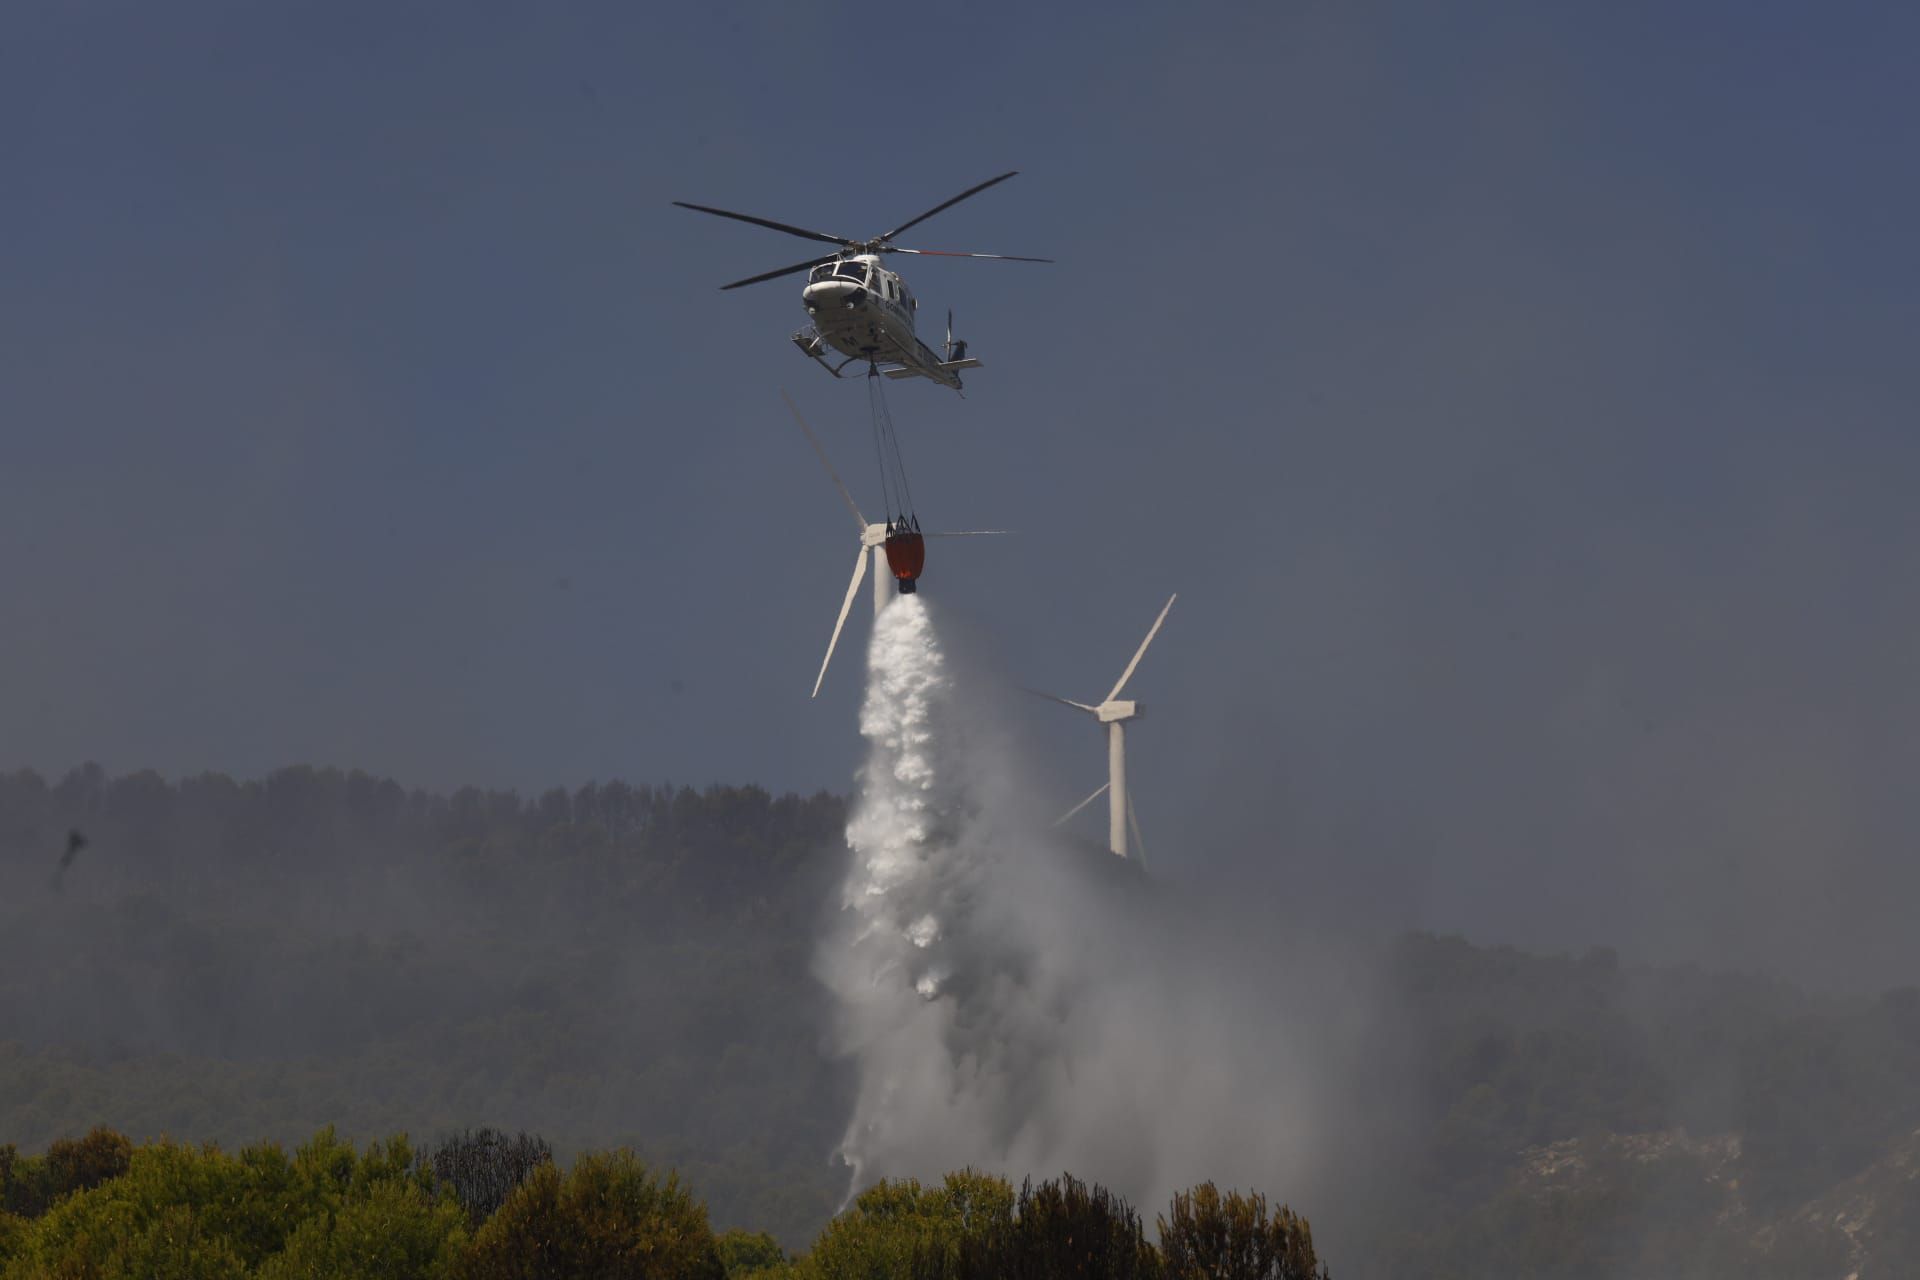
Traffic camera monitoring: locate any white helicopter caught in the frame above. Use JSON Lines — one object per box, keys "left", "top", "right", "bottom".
{"left": 674, "top": 171, "right": 1050, "bottom": 392}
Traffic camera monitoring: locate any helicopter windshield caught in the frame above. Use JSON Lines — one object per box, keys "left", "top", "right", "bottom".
{"left": 807, "top": 262, "right": 871, "bottom": 286}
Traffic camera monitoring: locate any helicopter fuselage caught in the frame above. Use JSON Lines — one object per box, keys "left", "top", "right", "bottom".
{"left": 793, "top": 255, "right": 978, "bottom": 390}
{"left": 802, "top": 255, "right": 916, "bottom": 353}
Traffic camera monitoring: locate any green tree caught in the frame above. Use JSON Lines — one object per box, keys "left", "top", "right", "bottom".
{"left": 67, "top": 1203, "right": 250, "bottom": 1280}
{"left": 931, "top": 1174, "right": 1161, "bottom": 1280}
{"left": 0, "top": 1147, "right": 41, "bottom": 1219}
{"left": 0, "top": 1213, "right": 23, "bottom": 1269}
{"left": 455, "top": 1151, "right": 723, "bottom": 1280}
{"left": 1, "top": 1140, "right": 282, "bottom": 1280}
{"left": 718, "top": 1228, "right": 790, "bottom": 1279}
{"left": 0, "top": 1129, "right": 427, "bottom": 1280}
{"left": 41, "top": 1127, "right": 132, "bottom": 1203}
{"left": 1158, "top": 1182, "right": 1327, "bottom": 1280}
{"left": 258, "top": 1177, "right": 467, "bottom": 1280}
{"left": 804, "top": 1171, "right": 1014, "bottom": 1280}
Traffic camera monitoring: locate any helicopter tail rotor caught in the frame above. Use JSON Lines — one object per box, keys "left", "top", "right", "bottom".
{"left": 945, "top": 309, "right": 968, "bottom": 364}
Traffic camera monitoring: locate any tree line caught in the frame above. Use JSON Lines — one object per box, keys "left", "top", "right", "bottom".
{"left": 0, "top": 1126, "right": 1327, "bottom": 1280}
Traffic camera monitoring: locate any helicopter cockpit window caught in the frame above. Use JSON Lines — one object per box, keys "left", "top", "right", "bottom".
{"left": 808, "top": 264, "right": 838, "bottom": 283}
{"left": 834, "top": 262, "right": 869, "bottom": 284}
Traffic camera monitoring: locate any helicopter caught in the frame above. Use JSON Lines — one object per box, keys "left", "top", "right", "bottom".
{"left": 673, "top": 171, "right": 1050, "bottom": 392}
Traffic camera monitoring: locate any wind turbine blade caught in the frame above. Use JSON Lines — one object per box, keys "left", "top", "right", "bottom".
{"left": 1020, "top": 687, "right": 1099, "bottom": 714}
{"left": 1053, "top": 782, "right": 1109, "bottom": 828}
{"left": 813, "top": 548, "right": 869, "bottom": 698}
{"left": 782, "top": 390, "right": 866, "bottom": 530}
{"left": 1126, "top": 793, "right": 1149, "bottom": 871}
{"left": 1106, "top": 593, "right": 1178, "bottom": 703}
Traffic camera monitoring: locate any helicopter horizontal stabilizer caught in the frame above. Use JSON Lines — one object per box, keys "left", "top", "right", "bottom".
{"left": 881, "top": 357, "right": 983, "bottom": 381}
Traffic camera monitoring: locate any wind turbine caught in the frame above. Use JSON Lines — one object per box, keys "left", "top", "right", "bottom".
{"left": 781, "top": 392, "right": 1000, "bottom": 697}
{"left": 1031, "top": 595, "right": 1177, "bottom": 860}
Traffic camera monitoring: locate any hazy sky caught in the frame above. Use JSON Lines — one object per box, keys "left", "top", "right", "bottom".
{"left": 5, "top": 2, "right": 1917, "bottom": 985}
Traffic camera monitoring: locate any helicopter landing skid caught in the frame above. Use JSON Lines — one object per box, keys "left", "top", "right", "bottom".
{"left": 791, "top": 328, "right": 862, "bottom": 379}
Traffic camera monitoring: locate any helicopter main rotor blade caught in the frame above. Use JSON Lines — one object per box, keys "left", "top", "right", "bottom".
{"left": 888, "top": 248, "right": 1055, "bottom": 263}
{"left": 878, "top": 171, "right": 1021, "bottom": 243}
{"left": 672, "top": 201, "right": 852, "bottom": 247}
{"left": 720, "top": 253, "right": 841, "bottom": 291}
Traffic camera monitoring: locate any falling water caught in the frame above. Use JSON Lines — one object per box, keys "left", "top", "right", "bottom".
{"left": 816, "top": 594, "right": 1334, "bottom": 1220}
{"left": 817, "top": 594, "right": 1105, "bottom": 1197}
{"left": 818, "top": 594, "right": 965, "bottom": 1194}
{"left": 842, "top": 594, "right": 950, "bottom": 960}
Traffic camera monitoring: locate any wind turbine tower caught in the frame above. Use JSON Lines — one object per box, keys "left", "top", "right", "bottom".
{"left": 1034, "top": 594, "right": 1177, "bottom": 860}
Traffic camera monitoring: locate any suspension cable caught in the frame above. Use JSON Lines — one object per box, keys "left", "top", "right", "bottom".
{"left": 866, "top": 367, "right": 896, "bottom": 521}
{"left": 866, "top": 368, "right": 915, "bottom": 526}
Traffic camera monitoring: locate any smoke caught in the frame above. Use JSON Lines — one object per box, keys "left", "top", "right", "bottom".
{"left": 818, "top": 595, "right": 1385, "bottom": 1228}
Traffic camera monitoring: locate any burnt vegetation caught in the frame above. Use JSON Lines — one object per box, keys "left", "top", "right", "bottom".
{"left": 423, "top": 1129, "right": 554, "bottom": 1227}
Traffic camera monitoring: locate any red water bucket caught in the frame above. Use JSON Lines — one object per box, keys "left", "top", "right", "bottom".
{"left": 884, "top": 531, "right": 926, "bottom": 593}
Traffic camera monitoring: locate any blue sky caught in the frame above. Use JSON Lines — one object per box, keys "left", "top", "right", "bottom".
{"left": 5, "top": 1, "right": 1918, "bottom": 983}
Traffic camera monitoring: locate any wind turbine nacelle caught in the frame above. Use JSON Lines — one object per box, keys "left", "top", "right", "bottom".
{"left": 1095, "top": 699, "right": 1138, "bottom": 723}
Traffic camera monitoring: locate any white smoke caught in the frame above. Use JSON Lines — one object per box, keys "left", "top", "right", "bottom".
{"left": 818, "top": 596, "right": 1381, "bottom": 1224}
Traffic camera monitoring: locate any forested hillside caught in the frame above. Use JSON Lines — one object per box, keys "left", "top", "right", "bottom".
{"left": 3, "top": 764, "right": 1918, "bottom": 1277}
{"left": 0, "top": 765, "right": 852, "bottom": 1242}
